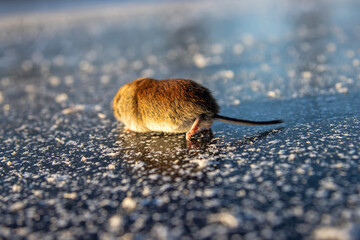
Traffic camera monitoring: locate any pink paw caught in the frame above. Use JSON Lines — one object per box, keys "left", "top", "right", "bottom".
{"left": 186, "top": 131, "right": 193, "bottom": 140}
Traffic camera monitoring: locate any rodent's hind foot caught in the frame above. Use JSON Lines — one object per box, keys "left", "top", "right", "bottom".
{"left": 186, "top": 115, "right": 204, "bottom": 140}
{"left": 186, "top": 131, "right": 194, "bottom": 140}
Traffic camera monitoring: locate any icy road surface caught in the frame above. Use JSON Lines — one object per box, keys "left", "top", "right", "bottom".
{"left": 1, "top": 0, "right": 360, "bottom": 239}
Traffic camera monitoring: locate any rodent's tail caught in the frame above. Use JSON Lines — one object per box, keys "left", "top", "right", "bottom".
{"left": 213, "top": 114, "right": 283, "bottom": 126}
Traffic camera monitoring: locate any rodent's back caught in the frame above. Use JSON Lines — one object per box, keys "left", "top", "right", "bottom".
{"left": 113, "top": 78, "right": 219, "bottom": 131}
{"left": 137, "top": 78, "right": 219, "bottom": 123}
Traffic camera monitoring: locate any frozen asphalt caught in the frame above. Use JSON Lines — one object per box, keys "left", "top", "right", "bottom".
{"left": 1, "top": 0, "right": 360, "bottom": 239}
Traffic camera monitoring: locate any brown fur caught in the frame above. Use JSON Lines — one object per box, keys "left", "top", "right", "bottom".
{"left": 113, "top": 78, "right": 219, "bottom": 133}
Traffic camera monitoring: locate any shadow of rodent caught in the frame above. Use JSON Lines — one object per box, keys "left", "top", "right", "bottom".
{"left": 114, "top": 127, "right": 284, "bottom": 177}
{"left": 115, "top": 129, "right": 214, "bottom": 171}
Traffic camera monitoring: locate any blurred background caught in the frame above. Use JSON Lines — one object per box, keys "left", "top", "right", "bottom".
{"left": 0, "top": 0, "right": 146, "bottom": 15}
{"left": 1, "top": 0, "right": 359, "bottom": 111}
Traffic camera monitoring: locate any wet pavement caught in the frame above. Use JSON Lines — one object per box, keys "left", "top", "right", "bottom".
{"left": 1, "top": 0, "right": 360, "bottom": 239}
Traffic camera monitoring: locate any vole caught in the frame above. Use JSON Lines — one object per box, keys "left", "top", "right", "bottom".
{"left": 113, "top": 77, "right": 283, "bottom": 140}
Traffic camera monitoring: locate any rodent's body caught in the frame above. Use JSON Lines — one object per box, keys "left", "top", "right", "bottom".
{"left": 113, "top": 77, "right": 219, "bottom": 133}
{"left": 113, "top": 77, "right": 282, "bottom": 140}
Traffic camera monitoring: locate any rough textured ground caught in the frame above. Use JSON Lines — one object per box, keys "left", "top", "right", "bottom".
{"left": 1, "top": 0, "right": 360, "bottom": 239}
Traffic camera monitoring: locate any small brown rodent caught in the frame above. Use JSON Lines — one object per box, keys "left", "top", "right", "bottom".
{"left": 113, "top": 77, "right": 283, "bottom": 140}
